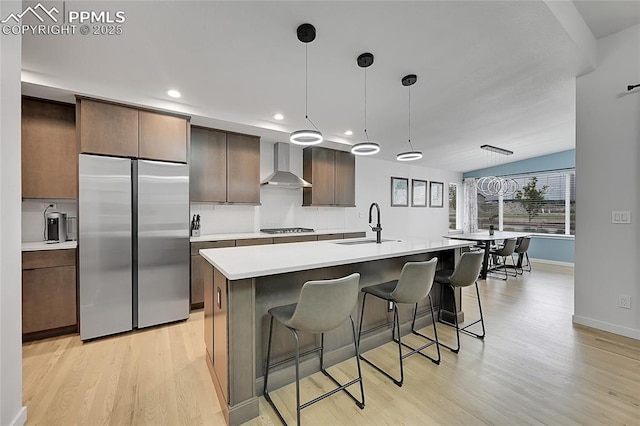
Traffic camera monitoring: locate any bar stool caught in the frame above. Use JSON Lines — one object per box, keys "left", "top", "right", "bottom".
{"left": 263, "top": 273, "right": 365, "bottom": 425}
{"left": 357, "top": 258, "right": 440, "bottom": 387}
{"left": 489, "top": 238, "right": 518, "bottom": 280}
{"left": 514, "top": 236, "right": 532, "bottom": 274}
{"left": 435, "top": 251, "right": 485, "bottom": 353}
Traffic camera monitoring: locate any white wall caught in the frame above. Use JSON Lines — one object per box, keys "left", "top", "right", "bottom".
{"left": 574, "top": 24, "right": 640, "bottom": 339}
{"left": 0, "top": 1, "right": 27, "bottom": 424}
{"left": 347, "top": 156, "right": 461, "bottom": 240}
{"left": 191, "top": 141, "right": 461, "bottom": 238}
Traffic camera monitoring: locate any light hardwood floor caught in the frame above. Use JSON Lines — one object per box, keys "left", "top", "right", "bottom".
{"left": 23, "top": 262, "right": 640, "bottom": 425}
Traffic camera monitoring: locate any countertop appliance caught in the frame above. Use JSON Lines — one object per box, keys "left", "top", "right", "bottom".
{"left": 79, "top": 154, "right": 189, "bottom": 341}
{"left": 46, "top": 211, "right": 67, "bottom": 243}
{"left": 260, "top": 227, "right": 315, "bottom": 234}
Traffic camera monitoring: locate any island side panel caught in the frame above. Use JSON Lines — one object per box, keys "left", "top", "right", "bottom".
{"left": 227, "top": 277, "right": 258, "bottom": 425}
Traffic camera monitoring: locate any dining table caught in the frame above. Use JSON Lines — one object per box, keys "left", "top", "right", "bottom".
{"left": 444, "top": 231, "right": 532, "bottom": 279}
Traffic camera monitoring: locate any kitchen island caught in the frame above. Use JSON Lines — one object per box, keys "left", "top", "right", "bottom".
{"left": 200, "top": 237, "right": 474, "bottom": 425}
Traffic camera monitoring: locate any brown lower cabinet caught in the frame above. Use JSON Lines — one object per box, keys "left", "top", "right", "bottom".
{"left": 191, "top": 241, "right": 235, "bottom": 309}
{"left": 22, "top": 249, "right": 77, "bottom": 341}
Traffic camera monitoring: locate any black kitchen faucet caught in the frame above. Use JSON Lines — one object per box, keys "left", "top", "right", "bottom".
{"left": 369, "top": 202, "right": 382, "bottom": 244}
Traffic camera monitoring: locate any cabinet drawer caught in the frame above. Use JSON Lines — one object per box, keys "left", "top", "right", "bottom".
{"left": 22, "top": 265, "right": 76, "bottom": 334}
{"left": 191, "top": 240, "right": 235, "bottom": 255}
{"left": 273, "top": 235, "right": 318, "bottom": 244}
{"left": 236, "top": 238, "right": 273, "bottom": 246}
{"left": 317, "top": 233, "right": 343, "bottom": 241}
{"left": 22, "top": 249, "right": 76, "bottom": 269}
{"left": 344, "top": 232, "right": 366, "bottom": 239}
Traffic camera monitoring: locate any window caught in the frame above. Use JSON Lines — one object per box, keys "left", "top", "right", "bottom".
{"left": 476, "top": 170, "right": 575, "bottom": 235}
{"left": 448, "top": 183, "right": 459, "bottom": 229}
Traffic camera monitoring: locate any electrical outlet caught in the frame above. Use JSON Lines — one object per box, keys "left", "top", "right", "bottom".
{"left": 618, "top": 295, "right": 631, "bottom": 309}
{"left": 612, "top": 211, "right": 631, "bottom": 224}
{"left": 41, "top": 202, "right": 56, "bottom": 210}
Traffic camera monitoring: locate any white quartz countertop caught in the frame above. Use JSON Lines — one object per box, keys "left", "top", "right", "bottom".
{"left": 22, "top": 241, "right": 78, "bottom": 252}
{"left": 200, "top": 238, "right": 473, "bottom": 280}
{"left": 190, "top": 229, "right": 366, "bottom": 243}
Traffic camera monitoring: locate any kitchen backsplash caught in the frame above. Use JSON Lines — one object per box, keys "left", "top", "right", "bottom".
{"left": 191, "top": 186, "right": 351, "bottom": 235}
{"left": 22, "top": 199, "right": 77, "bottom": 242}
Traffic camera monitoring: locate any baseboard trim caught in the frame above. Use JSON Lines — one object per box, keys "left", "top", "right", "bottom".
{"left": 9, "top": 406, "right": 27, "bottom": 426}
{"left": 530, "top": 258, "right": 574, "bottom": 268}
{"left": 572, "top": 315, "right": 640, "bottom": 340}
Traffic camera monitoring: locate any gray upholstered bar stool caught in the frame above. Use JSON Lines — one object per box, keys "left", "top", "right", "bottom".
{"left": 489, "top": 238, "right": 518, "bottom": 280}
{"left": 435, "top": 251, "right": 485, "bottom": 353}
{"left": 357, "top": 258, "right": 440, "bottom": 387}
{"left": 263, "top": 273, "right": 365, "bottom": 425}
{"left": 514, "top": 236, "right": 532, "bottom": 274}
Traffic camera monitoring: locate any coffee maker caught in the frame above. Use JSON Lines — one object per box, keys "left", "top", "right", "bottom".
{"left": 46, "top": 211, "right": 68, "bottom": 243}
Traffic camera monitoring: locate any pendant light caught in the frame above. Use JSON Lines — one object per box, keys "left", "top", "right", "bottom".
{"left": 351, "top": 53, "right": 380, "bottom": 156}
{"left": 290, "top": 23, "right": 323, "bottom": 146}
{"left": 396, "top": 74, "right": 423, "bottom": 161}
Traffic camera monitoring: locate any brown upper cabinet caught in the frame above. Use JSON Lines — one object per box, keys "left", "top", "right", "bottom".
{"left": 227, "top": 133, "right": 260, "bottom": 203}
{"left": 78, "top": 98, "right": 138, "bottom": 158}
{"left": 139, "top": 110, "right": 188, "bottom": 163}
{"left": 22, "top": 98, "right": 78, "bottom": 199}
{"left": 190, "top": 127, "right": 227, "bottom": 202}
{"left": 78, "top": 98, "right": 189, "bottom": 163}
{"left": 190, "top": 126, "right": 260, "bottom": 204}
{"left": 303, "top": 146, "right": 355, "bottom": 207}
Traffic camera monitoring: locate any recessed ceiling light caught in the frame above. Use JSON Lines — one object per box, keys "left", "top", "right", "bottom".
{"left": 344, "top": 130, "right": 353, "bottom": 136}
{"left": 167, "top": 89, "right": 181, "bottom": 99}
{"left": 274, "top": 113, "right": 284, "bottom": 120}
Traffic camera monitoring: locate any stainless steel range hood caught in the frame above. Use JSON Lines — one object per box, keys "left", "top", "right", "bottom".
{"left": 261, "top": 142, "right": 312, "bottom": 188}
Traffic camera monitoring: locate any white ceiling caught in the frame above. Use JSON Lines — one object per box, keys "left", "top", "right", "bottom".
{"left": 19, "top": 1, "right": 639, "bottom": 172}
{"left": 574, "top": 0, "right": 640, "bottom": 39}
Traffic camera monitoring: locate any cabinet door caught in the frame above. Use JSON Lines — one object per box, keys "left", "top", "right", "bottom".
{"left": 334, "top": 150, "right": 356, "bottom": 206}
{"left": 303, "top": 147, "right": 335, "bottom": 206}
{"left": 78, "top": 99, "right": 138, "bottom": 157}
{"left": 138, "top": 110, "right": 188, "bottom": 163}
{"left": 22, "top": 265, "right": 76, "bottom": 334}
{"left": 191, "top": 240, "right": 235, "bottom": 309}
{"left": 191, "top": 255, "right": 205, "bottom": 308}
{"left": 21, "top": 98, "right": 77, "bottom": 199}
{"left": 204, "top": 261, "right": 214, "bottom": 363}
{"left": 213, "top": 268, "right": 229, "bottom": 402}
{"left": 226, "top": 133, "right": 260, "bottom": 204}
{"left": 190, "top": 127, "right": 227, "bottom": 202}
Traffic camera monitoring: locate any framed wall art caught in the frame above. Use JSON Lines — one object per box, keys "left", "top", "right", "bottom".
{"left": 391, "top": 177, "right": 409, "bottom": 207}
{"left": 411, "top": 179, "right": 427, "bottom": 207}
{"left": 429, "top": 181, "right": 444, "bottom": 208}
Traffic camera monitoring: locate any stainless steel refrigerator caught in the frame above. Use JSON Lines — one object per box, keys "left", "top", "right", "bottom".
{"left": 79, "top": 154, "right": 189, "bottom": 341}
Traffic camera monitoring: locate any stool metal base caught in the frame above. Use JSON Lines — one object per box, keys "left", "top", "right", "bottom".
{"left": 437, "top": 282, "right": 486, "bottom": 353}
{"left": 263, "top": 315, "right": 365, "bottom": 425}
{"left": 357, "top": 294, "right": 440, "bottom": 387}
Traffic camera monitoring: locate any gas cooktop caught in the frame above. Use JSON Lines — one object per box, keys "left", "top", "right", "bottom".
{"left": 260, "top": 227, "right": 315, "bottom": 234}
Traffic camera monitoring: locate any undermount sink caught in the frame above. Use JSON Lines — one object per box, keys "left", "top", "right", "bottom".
{"left": 334, "top": 239, "right": 400, "bottom": 245}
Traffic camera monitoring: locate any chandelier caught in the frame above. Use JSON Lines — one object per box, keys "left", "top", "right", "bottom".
{"left": 476, "top": 145, "right": 518, "bottom": 196}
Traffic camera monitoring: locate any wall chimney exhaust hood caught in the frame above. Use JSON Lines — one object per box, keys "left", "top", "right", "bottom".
{"left": 261, "top": 142, "right": 312, "bottom": 188}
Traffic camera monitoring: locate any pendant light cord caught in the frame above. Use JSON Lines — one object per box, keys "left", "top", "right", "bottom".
{"left": 408, "top": 85, "right": 415, "bottom": 151}
{"left": 304, "top": 43, "right": 320, "bottom": 132}
{"left": 364, "top": 68, "right": 370, "bottom": 142}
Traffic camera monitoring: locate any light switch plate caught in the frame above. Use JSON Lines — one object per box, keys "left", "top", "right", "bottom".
{"left": 612, "top": 210, "right": 631, "bottom": 224}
